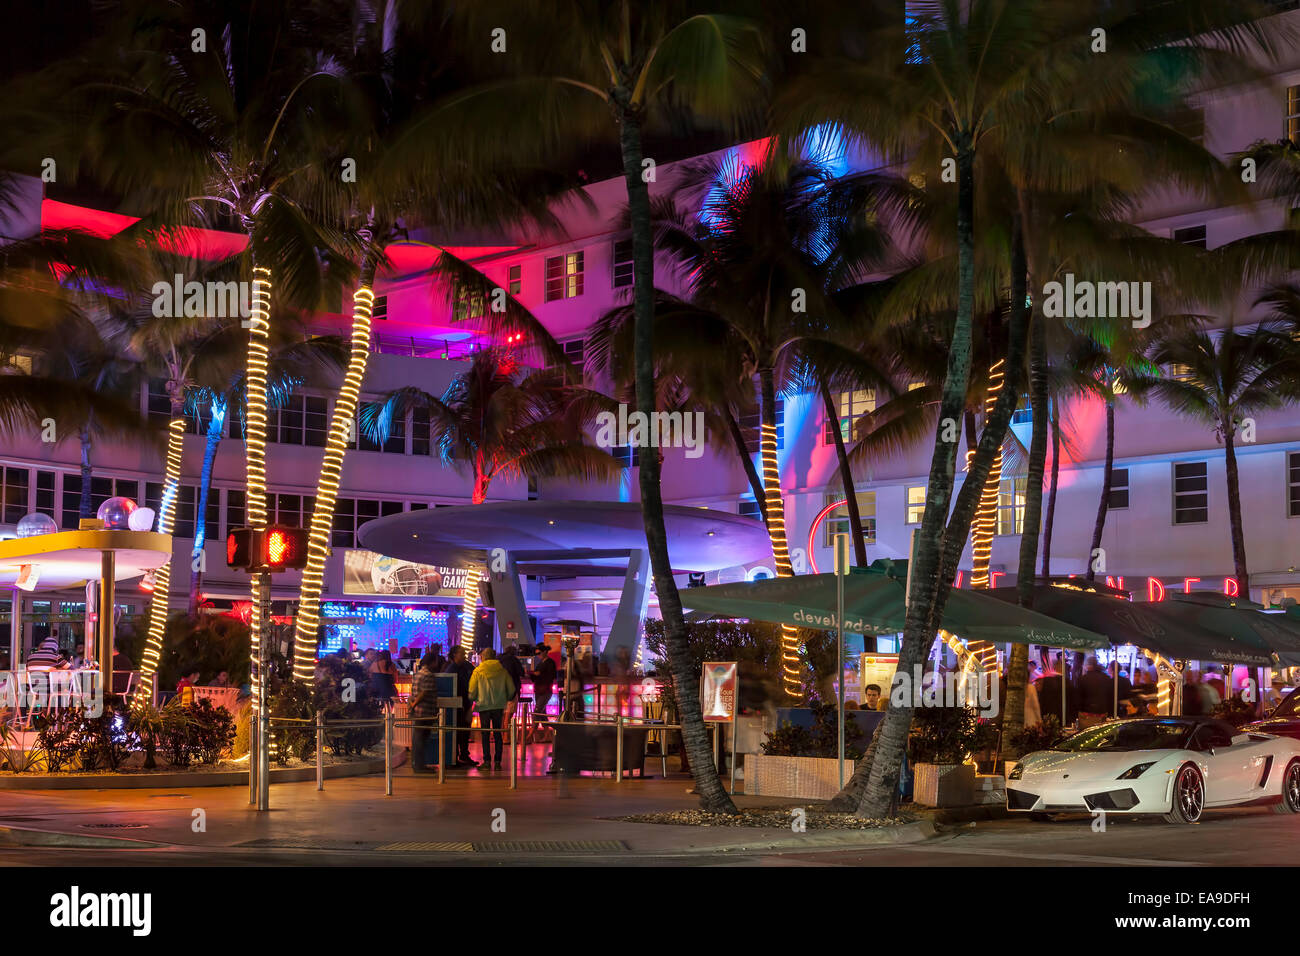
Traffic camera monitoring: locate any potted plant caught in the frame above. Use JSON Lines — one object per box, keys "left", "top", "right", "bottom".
{"left": 908, "top": 707, "right": 984, "bottom": 807}
{"left": 746, "top": 701, "right": 864, "bottom": 799}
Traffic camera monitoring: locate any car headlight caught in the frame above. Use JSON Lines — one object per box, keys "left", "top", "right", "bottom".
{"left": 1008, "top": 763, "right": 1024, "bottom": 780}
{"left": 1117, "top": 762, "right": 1155, "bottom": 780}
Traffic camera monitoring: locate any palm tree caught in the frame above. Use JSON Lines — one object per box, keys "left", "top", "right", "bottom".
{"left": 407, "top": 0, "right": 767, "bottom": 814}
{"left": 1141, "top": 313, "right": 1300, "bottom": 597}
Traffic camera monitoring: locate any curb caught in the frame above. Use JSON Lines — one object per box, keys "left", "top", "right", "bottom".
{"left": 0, "top": 758, "right": 385, "bottom": 790}
{"left": 0, "top": 825, "right": 163, "bottom": 850}
{"left": 667, "top": 818, "right": 940, "bottom": 855}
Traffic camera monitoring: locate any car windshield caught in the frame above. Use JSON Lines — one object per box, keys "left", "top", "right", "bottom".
{"left": 1052, "top": 720, "right": 1194, "bottom": 753}
{"left": 1274, "top": 690, "right": 1298, "bottom": 718}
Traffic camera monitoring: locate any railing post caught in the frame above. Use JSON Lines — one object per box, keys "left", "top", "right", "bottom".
{"left": 615, "top": 715, "right": 624, "bottom": 784}
{"left": 384, "top": 710, "right": 394, "bottom": 796}
{"left": 437, "top": 708, "right": 445, "bottom": 784}
{"left": 315, "top": 710, "right": 324, "bottom": 791}
{"left": 508, "top": 719, "right": 517, "bottom": 791}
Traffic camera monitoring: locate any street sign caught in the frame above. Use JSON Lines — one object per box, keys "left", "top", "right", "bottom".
{"left": 833, "top": 532, "right": 851, "bottom": 577}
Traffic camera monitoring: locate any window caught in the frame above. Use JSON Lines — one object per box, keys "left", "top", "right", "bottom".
{"left": 906, "top": 485, "right": 926, "bottom": 525}
{"left": 507, "top": 264, "right": 522, "bottom": 296}
{"left": 824, "top": 491, "right": 877, "bottom": 547}
{"left": 1289, "top": 452, "right": 1300, "bottom": 517}
{"left": 34, "top": 470, "right": 55, "bottom": 519}
{"left": 612, "top": 239, "right": 633, "bottom": 288}
{"left": 1288, "top": 84, "right": 1300, "bottom": 143}
{"left": 996, "top": 476, "right": 1027, "bottom": 536}
{"left": 823, "top": 389, "right": 876, "bottom": 445}
{"left": 332, "top": 498, "right": 403, "bottom": 548}
{"left": 145, "top": 379, "right": 173, "bottom": 430}
{"left": 171, "top": 486, "right": 220, "bottom": 541}
{"left": 545, "top": 251, "right": 584, "bottom": 301}
{"left": 1108, "top": 467, "right": 1130, "bottom": 510}
{"left": 453, "top": 284, "right": 486, "bottom": 322}
{"left": 1173, "top": 461, "right": 1209, "bottom": 524}
{"left": 0, "top": 468, "right": 27, "bottom": 524}
{"left": 226, "top": 489, "right": 246, "bottom": 531}
{"left": 739, "top": 394, "right": 786, "bottom": 454}
{"left": 411, "top": 407, "right": 431, "bottom": 457}
{"left": 561, "top": 338, "right": 585, "bottom": 381}
{"left": 271, "top": 493, "right": 316, "bottom": 528}
{"left": 1166, "top": 363, "right": 1195, "bottom": 382}
{"left": 738, "top": 498, "right": 763, "bottom": 521}
{"left": 611, "top": 444, "right": 639, "bottom": 469}
{"left": 62, "top": 476, "right": 138, "bottom": 530}
{"left": 372, "top": 295, "right": 388, "bottom": 320}
{"left": 273, "top": 395, "right": 328, "bottom": 447}
{"left": 1173, "top": 224, "right": 1206, "bottom": 249}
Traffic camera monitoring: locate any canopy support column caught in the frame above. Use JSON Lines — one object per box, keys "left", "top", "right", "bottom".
{"left": 606, "top": 549, "right": 650, "bottom": 659}
{"left": 98, "top": 551, "right": 115, "bottom": 696}
{"left": 9, "top": 587, "right": 20, "bottom": 670}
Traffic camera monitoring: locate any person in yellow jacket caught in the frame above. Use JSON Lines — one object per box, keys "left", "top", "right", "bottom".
{"left": 468, "top": 648, "right": 516, "bottom": 769}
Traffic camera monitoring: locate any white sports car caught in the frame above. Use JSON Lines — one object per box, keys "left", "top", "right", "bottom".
{"left": 1007, "top": 718, "right": 1300, "bottom": 824}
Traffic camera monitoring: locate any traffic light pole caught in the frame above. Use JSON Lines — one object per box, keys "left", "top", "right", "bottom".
{"left": 257, "top": 570, "right": 270, "bottom": 812}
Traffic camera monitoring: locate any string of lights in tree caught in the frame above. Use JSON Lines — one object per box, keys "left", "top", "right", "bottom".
{"left": 969, "top": 359, "right": 1005, "bottom": 589}
{"left": 133, "top": 417, "right": 185, "bottom": 708}
{"left": 293, "top": 285, "right": 374, "bottom": 685}
{"left": 244, "top": 265, "right": 272, "bottom": 714}
{"left": 760, "top": 421, "right": 802, "bottom": 699}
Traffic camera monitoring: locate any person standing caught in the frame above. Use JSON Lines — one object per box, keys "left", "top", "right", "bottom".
{"left": 442, "top": 647, "right": 477, "bottom": 767}
{"left": 409, "top": 652, "right": 440, "bottom": 773}
{"left": 468, "top": 648, "right": 516, "bottom": 769}
{"left": 1078, "top": 656, "right": 1114, "bottom": 727}
{"left": 368, "top": 650, "right": 399, "bottom": 709}
{"left": 529, "top": 646, "right": 557, "bottom": 722}
{"left": 499, "top": 644, "right": 526, "bottom": 720}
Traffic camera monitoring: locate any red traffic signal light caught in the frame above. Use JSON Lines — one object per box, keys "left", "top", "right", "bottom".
{"left": 226, "top": 526, "right": 309, "bottom": 572}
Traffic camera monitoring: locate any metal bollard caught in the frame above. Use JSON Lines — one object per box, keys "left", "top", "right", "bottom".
{"left": 316, "top": 710, "right": 324, "bottom": 791}
{"left": 509, "top": 720, "right": 517, "bottom": 790}
{"left": 248, "top": 710, "right": 258, "bottom": 806}
{"left": 437, "top": 708, "right": 446, "bottom": 784}
{"left": 615, "top": 715, "right": 624, "bottom": 784}
{"left": 257, "top": 710, "right": 270, "bottom": 811}
{"left": 384, "top": 710, "right": 394, "bottom": 796}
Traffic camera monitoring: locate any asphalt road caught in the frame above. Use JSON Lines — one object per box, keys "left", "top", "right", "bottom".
{"left": 1, "top": 804, "right": 1295, "bottom": 867}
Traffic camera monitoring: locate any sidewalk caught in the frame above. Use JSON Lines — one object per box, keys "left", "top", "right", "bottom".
{"left": 0, "top": 770, "right": 939, "bottom": 857}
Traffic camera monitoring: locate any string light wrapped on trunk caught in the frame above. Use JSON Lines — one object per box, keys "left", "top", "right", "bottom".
{"left": 244, "top": 265, "right": 272, "bottom": 713}
{"left": 133, "top": 416, "right": 185, "bottom": 708}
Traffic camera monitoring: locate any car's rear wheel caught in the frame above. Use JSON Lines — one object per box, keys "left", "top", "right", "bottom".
{"left": 1164, "top": 763, "right": 1203, "bottom": 824}
{"left": 1271, "top": 760, "right": 1300, "bottom": 814}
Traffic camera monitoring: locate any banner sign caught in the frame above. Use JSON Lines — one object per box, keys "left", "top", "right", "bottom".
{"left": 700, "top": 661, "right": 739, "bottom": 722}
{"left": 343, "top": 549, "right": 485, "bottom": 598}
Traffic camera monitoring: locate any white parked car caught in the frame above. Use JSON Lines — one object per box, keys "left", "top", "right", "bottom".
{"left": 1007, "top": 718, "right": 1300, "bottom": 824}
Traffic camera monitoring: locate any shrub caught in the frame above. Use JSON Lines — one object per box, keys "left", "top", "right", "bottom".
{"left": 76, "top": 706, "right": 131, "bottom": 772}
{"left": 268, "top": 682, "right": 315, "bottom": 764}
{"left": 34, "top": 709, "right": 81, "bottom": 772}
{"left": 908, "top": 707, "right": 985, "bottom": 764}
{"left": 160, "top": 698, "right": 233, "bottom": 767}
{"left": 760, "top": 700, "right": 865, "bottom": 759}
{"left": 1007, "top": 714, "right": 1064, "bottom": 757}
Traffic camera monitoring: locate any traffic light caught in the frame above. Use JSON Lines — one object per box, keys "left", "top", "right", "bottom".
{"left": 226, "top": 526, "right": 310, "bottom": 572}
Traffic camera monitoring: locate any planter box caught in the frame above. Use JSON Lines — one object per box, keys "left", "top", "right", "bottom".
{"left": 744, "top": 753, "right": 854, "bottom": 800}
{"left": 913, "top": 762, "right": 976, "bottom": 807}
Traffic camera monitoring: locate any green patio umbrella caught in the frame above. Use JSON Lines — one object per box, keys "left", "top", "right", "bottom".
{"left": 682, "top": 562, "right": 1106, "bottom": 649}
{"left": 1153, "top": 597, "right": 1300, "bottom": 666}
{"left": 987, "top": 585, "right": 1274, "bottom": 666}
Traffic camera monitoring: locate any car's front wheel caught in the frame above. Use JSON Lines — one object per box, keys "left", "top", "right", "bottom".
{"left": 1271, "top": 760, "right": 1300, "bottom": 814}
{"left": 1164, "top": 763, "right": 1204, "bottom": 824}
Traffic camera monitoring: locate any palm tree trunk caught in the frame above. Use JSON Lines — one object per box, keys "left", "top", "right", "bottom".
{"left": 760, "top": 365, "right": 802, "bottom": 700}
{"left": 189, "top": 397, "right": 226, "bottom": 615}
{"left": 819, "top": 377, "right": 868, "bottom": 567}
{"left": 242, "top": 254, "right": 272, "bottom": 709}
{"left": 78, "top": 424, "right": 93, "bottom": 519}
{"left": 969, "top": 362, "right": 1006, "bottom": 588}
{"left": 726, "top": 409, "right": 769, "bottom": 528}
{"left": 852, "top": 139, "right": 979, "bottom": 819}
{"left": 135, "top": 407, "right": 186, "bottom": 706}
{"left": 618, "top": 100, "right": 735, "bottom": 813}
{"left": 1085, "top": 397, "right": 1115, "bottom": 582}
{"left": 1223, "top": 421, "right": 1250, "bottom": 596}
{"left": 293, "top": 236, "right": 380, "bottom": 684}
{"left": 1041, "top": 398, "right": 1061, "bottom": 577}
